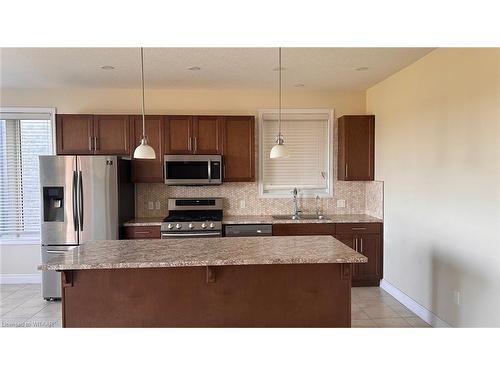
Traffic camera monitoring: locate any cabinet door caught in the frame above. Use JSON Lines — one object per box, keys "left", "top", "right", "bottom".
{"left": 93, "top": 115, "right": 131, "bottom": 155}
{"left": 164, "top": 116, "right": 193, "bottom": 154}
{"left": 334, "top": 234, "right": 359, "bottom": 277}
{"left": 222, "top": 116, "right": 255, "bottom": 182}
{"left": 338, "top": 115, "right": 374, "bottom": 181}
{"left": 131, "top": 115, "right": 164, "bottom": 182}
{"left": 56, "top": 114, "right": 94, "bottom": 155}
{"left": 193, "top": 116, "right": 222, "bottom": 154}
{"left": 356, "top": 234, "right": 381, "bottom": 280}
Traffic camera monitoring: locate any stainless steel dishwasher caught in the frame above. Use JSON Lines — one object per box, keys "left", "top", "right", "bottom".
{"left": 224, "top": 224, "right": 273, "bottom": 237}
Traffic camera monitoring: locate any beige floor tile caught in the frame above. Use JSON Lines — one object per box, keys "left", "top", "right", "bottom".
{"left": 351, "top": 310, "right": 371, "bottom": 320}
{"left": 2, "top": 305, "right": 46, "bottom": 319}
{"left": 362, "top": 305, "right": 401, "bottom": 319}
{"left": 351, "top": 319, "right": 377, "bottom": 328}
{"left": 373, "top": 318, "right": 411, "bottom": 328}
{"left": 390, "top": 304, "right": 416, "bottom": 318}
{"left": 404, "top": 317, "right": 431, "bottom": 328}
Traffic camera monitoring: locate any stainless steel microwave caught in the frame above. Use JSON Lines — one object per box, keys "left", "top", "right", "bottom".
{"left": 164, "top": 154, "right": 222, "bottom": 185}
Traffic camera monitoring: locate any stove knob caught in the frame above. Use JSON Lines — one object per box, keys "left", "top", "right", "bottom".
{"left": 201, "top": 223, "right": 207, "bottom": 229}
{"left": 209, "top": 222, "right": 215, "bottom": 229}
{"left": 167, "top": 223, "right": 173, "bottom": 229}
{"left": 175, "top": 223, "right": 182, "bottom": 229}
{"left": 188, "top": 223, "right": 194, "bottom": 229}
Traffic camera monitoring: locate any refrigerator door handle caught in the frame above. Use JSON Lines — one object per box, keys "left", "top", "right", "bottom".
{"left": 78, "top": 170, "right": 84, "bottom": 231}
{"left": 72, "top": 170, "right": 78, "bottom": 231}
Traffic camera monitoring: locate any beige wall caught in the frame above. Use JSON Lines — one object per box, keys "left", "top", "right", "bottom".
{"left": 367, "top": 48, "right": 500, "bottom": 327}
{"left": 0, "top": 87, "right": 365, "bottom": 116}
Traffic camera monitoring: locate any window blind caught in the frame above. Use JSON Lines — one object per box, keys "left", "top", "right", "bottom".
{"left": 0, "top": 118, "right": 53, "bottom": 239}
{"left": 261, "top": 113, "right": 330, "bottom": 193}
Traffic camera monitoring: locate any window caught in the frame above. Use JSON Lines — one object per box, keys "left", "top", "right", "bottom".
{"left": 258, "top": 109, "right": 333, "bottom": 198}
{"left": 0, "top": 108, "right": 55, "bottom": 243}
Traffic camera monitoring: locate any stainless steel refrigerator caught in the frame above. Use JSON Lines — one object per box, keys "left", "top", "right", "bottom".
{"left": 39, "top": 155, "right": 135, "bottom": 300}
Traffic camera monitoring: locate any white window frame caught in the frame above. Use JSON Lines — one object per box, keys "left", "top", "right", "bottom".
{"left": 0, "top": 106, "right": 57, "bottom": 245}
{"left": 258, "top": 108, "right": 334, "bottom": 198}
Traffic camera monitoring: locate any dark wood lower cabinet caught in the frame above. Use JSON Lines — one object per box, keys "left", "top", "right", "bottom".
{"left": 273, "top": 222, "right": 383, "bottom": 286}
{"left": 123, "top": 226, "right": 161, "bottom": 239}
{"left": 61, "top": 264, "right": 351, "bottom": 327}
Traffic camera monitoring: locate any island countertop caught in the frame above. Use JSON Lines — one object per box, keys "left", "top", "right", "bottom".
{"left": 38, "top": 236, "right": 367, "bottom": 271}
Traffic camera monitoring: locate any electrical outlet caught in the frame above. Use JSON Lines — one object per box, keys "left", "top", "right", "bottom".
{"left": 155, "top": 201, "right": 161, "bottom": 210}
{"left": 239, "top": 200, "right": 246, "bottom": 209}
{"left": 454, "top": 291, "right": 461, "bottom": 306}
{"left": 336, "top": 199, "right": 346, "bottom": 208}
{"left": 148, "top": 201, "right": 154, "bottom": 210}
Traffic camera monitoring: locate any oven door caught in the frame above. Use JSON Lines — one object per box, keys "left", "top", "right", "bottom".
{"left": 161, "top": 231, "right": 222, "bottom": 238}
{"left": 164, "top": 155, "right": 222, "bottom": 185}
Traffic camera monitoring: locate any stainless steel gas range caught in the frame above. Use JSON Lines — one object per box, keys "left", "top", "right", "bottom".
{"left": 160, "top": 198, "right": 223, "bottom": 238}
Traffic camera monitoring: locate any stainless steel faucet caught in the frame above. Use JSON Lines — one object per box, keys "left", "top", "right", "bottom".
{"left": 291, "top": 187, "right": 301, "bottom": 219}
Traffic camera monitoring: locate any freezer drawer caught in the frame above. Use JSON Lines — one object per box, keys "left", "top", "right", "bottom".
{"left": 224, "top": 224, "right": 272, "bottom": 237}
{"left": 41, "top": 245, "right": 77, "bottom": 300}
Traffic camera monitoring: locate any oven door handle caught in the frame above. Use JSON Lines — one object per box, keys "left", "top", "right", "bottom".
{"left": 161, "top": 232, "right": 221, "bottom": 238}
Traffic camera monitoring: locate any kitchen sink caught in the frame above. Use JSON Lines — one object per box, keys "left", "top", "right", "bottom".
{"left": 271, "top": 214, "right": 330, "bottom": 220}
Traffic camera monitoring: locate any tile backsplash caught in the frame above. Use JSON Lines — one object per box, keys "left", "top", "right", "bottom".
{"left": 136, "top": 180, "right": 383, "bottom": 218}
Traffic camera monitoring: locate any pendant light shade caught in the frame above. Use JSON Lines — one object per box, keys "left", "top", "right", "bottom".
{"left": 133, "top": 47, "right": 156, "bottom": 160}
{"left": 133, "top": 137, "right": 156, "bottom": 159}
{"left": 270, "top": 47, "right": 289, "bottom": 159}
{"left": 270, "top": 137, "right": 290, "bottom": 159}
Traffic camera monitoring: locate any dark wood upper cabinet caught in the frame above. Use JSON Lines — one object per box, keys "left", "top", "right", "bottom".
{"left": 131, "top": 115, "right": 164, "bottom": 182}
{"left": 193, "top": 116, "right": 222, "bottom": 154}
{"left": 93, "top": 115, "right": 131, "bottom": 155}
{"left": 221, "top": 116, "right": 255, "bottom": 182}
{"left": 164, "top": 116, "right": 193, "bottom": 154}
{"left": 56, "top": 114, "right": 94, "bottom": 155}
{"left": 337, "top": 115, "right": 375, "bottom": 181}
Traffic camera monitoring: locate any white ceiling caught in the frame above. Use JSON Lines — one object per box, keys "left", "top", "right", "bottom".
{"left": 0, "top": 48, "right": 433, "bottom": 91}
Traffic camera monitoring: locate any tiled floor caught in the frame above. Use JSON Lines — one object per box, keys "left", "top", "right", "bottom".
{"left": 1, "top": 284, "right": 430, "bottom": 328}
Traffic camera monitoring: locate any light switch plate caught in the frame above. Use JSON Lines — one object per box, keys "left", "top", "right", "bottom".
{"left": 148, "top": 201, "right": 154, "bottom": 210}
{"left": 239, "top": 200, "right": 246, "bottom": 209}
{"left": 336, "top": 199, "right": 346, "bottom": 208}
{"left": 155, "top": 201, "right": 161, "bottom": 210}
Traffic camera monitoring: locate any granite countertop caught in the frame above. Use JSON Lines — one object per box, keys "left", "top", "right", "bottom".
{"left": 38, "top": 236, "right": 367, "bottom": 271}
{"left": 123, "top": 214, "right": 382, "bottom": 227}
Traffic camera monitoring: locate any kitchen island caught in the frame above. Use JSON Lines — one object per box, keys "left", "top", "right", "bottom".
{"left": 39, "top": 236, "right": 366, "bottom": 327}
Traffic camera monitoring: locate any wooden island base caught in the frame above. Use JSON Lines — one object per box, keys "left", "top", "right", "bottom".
{"left": 61, "top": 263, "right": 352, "bottom": 327}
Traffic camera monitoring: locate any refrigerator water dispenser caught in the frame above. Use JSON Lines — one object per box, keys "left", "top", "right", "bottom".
{"left": 43, "top": 186, "right": 64, "bottom": 222}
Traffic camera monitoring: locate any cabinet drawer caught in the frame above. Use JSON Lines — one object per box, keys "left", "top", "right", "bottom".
{"left": 335, "top": 223, "right": 382, "bottom": 235}
{"left": 123, "top": 226, "right": 161, "bottom": 239}
{"left": 272, "top": 223, "right": 335, "bottom": 236}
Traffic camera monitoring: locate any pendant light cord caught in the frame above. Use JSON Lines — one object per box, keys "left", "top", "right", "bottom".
{"left": 140, "top": 47, "right": 146, "bottom": 140}
{"left": 278, "top": 47, "right": 282, "bottom": 140}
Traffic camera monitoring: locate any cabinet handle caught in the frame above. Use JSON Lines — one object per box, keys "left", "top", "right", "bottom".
{"left": 188, "top": 137, "right": 192, "bottom": 151}
{"left": 194, "top": 136, "right": 198, "bottom": 153}
{"left": 88, "top": 137, "right": 93, "bottom": 151}
{"left": 345, "top": 164, "right": 348, "bottom": 178}
{"left": 360, "top": 238, "right": 363, "bottom": 253}
{"left": 134, "top": 230, "right": 151, "bottom": 234}
{"left": 94, "top": 137, "right": 98, "bottom": 151}
{"left": 351, "top": 227, "right": 367, "bottom": 231}
{"left": 354, "top": 238, "right": 358, "bottom": 251}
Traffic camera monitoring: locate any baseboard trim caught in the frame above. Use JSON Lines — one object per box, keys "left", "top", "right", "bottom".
{"left": 0, "top": 273, "right": 41, "bottom": 284}
{"left": 380, "top": 279, "right": 451, "bottom": 328}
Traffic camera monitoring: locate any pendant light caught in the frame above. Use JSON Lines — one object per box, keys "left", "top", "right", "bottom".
{"left": 133, "top": 47, "right": 156, "bottom": 159}
{"left": 270, "top": 47, "right": 289, "bottom": 159}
